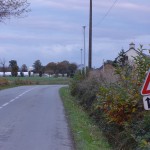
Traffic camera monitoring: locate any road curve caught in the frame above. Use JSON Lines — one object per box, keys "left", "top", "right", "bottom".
{"left": 0, "top": 85, "right": 74, "bottom": 150}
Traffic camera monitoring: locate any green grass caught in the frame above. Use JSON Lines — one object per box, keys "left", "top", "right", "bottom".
{"left": 0, "top": 77, "right": 71, "bottom": 90}
{"left": 60, "top": 87, "right": 111, "bottom": 150}
{"left": 2, "top": 76, "right": 70, "bottom": 85}
{"left": 0, "top": 84, "right": 18, "bottom": 90}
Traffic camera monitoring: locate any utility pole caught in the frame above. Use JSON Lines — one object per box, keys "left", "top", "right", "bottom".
{"left": 80, "top": 49, "right": 83, "bottom": 65}
{"left": 89, "top": 0, "right": 92, "bottom": 69}
{"left": 83, "top": 26, "right": 86, "bottom": 70}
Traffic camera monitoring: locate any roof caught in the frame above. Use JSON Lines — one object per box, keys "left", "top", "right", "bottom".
{"left": 116, "top": 47, "right": 150, "bottom": 60}
{"left": 129, "top": 42, "right": 135, "bottom": 45}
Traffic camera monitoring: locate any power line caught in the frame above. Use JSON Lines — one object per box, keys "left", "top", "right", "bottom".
{"left": 94, "top": 0, "right": 119, "bottom": 27}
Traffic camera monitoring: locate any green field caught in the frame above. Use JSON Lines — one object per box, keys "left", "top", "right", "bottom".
{"left": 0, "top": 76, "right": 71, "bottom": 90}
{"left": 7, "top": 76, "right": 70, "bottom": 84}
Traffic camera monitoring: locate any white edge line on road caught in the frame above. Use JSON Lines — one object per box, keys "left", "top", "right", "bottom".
{"left": 0, "top": 87, "right": 37, "bottom": 110}
{"left": 2, "top": 102, "right": 9, "bottom": 107}
{"left": 10, "top": 99, "right": 15, "bottom": 103}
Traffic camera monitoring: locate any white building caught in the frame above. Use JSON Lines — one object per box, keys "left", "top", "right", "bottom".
{"left": 116, "top": 42, "right": 150, "bottom": 65}
{"left": 0, "top": 72, "right": 34, "bottom": 77}
{"left": 124, "top": 42, "right": 139, "bottom": 63}
{"left": 0, "top": 72, "right": 11, "bottom": 77}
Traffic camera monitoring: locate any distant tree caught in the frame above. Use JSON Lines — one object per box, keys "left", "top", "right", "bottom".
{"left": 33, "top": 60, "right": 42, "bottom": 73}
{"left": 32, "top": 60, "right": 44, "bottom": 76}
{"left": 0, "top": 58, "right": 6, "bottom": 76}
{"left": 57, "top": 60, "right": 69, "bottom": 76}
{"left": 39, "top": 66, "right": 45, "bottom": 77}
{"left": 45, "top": 60, "right": 77, "bottom": 77}
{"left": 68, "top": 63, "right": 77, "bottom": 77}
{"left": 21, "top": 64, "right": 28, "bottom": 72}
{"left": 45, "top": 62, "right": 57, "bottom": 76}
{"left": 28, "top": 71, "right": 31, "bottom": 77}
{"left": 114, "top": 49, "right": 128, "bottom": 67}
{"left": 41, "top": 66, "right": 45, "bottom": 74}
{"left": 20, "top": 72, "right": 24, "bottom": 77}
{"left": 39, "top": 71, "right": 42, "bottom": 77}
{"left": 0, "top": 0, "right": 30, "bottom": 22}
{"left": 9, "top": 60, "right": 19, "bottom": 77}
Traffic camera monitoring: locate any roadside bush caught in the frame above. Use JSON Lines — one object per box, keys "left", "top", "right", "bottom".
{"left": 70, "top": 70, "right": 85, "bottom": 96}
{"left": 70, "top": 66, "right": 117, "bottom": 110}
{"left": 70, "top": 47, "right": 150, "bottom": 150}
{"left": 77, "top": 77, "right": 100, "bottom": 110}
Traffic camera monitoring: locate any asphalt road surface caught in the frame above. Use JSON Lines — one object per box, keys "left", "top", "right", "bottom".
{"left": 0, "top": 85, "right": 74, "bottom": 150}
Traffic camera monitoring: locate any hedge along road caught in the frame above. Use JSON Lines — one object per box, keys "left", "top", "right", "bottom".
{"left": 0, "top": 85, "right": 74, "bottom": 150}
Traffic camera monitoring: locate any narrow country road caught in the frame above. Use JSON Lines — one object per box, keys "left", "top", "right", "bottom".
{"left": 0, "top": 85, "right": 74, "bottom": 150}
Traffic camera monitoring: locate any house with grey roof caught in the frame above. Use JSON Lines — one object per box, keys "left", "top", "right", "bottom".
{"left": 116, "top": 42, "right": 150, "bottom": 65}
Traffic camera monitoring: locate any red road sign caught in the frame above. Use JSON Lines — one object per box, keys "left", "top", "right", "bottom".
{"left": 141, "top": 70, "right": 150, "bottom": 95}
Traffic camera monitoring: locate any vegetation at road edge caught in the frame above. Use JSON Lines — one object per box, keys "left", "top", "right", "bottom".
{"left": 60, "top": 87, "right": 111, "bottom": 150}
{"left": 69, "top": 46, "right": 150, "bottom": 150}
{"left": 0, "top": 77, "right": 70, "bottom": 90}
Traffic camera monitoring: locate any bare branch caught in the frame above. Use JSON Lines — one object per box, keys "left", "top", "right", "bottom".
{"left": 0, "top": 0, "right": 30, "bottom": 22}
{"left": 0, "top": 58, "right": 6, "bottom": 76}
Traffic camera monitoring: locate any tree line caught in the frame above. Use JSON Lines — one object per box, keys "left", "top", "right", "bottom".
{"left": 0, "top": 59, "right": 77, "bottom": 77}
{"left": 32, "top": 60, "right": 77, "bottom": 77}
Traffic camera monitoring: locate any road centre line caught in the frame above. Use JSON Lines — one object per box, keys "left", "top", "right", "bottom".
{"left": 0, "top": 87, "right": 37, "bottom": 110}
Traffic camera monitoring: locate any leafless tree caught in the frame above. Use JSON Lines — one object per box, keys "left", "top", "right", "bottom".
{"left": 0, "top": 0, "right": 30, "bottom": 22}
{"left": 0, "top": 58, "right": 6, "bottom": 76}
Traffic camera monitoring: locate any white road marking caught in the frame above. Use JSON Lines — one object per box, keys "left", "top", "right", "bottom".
{"left": 15, "top": 96, "right": 20, "bottom": 99}
{"left": 0, "top": 87, "right": 37, "bottom": 110}
{"left": 2, "top": 103, "right": 9, "bottom": 107}
{"left": 10, "top": 99, "right": 15, "bottom": 103}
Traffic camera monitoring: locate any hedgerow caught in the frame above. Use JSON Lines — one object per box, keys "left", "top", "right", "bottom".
{"left": 70, "top": 46, "right": 150, "bottom": 150}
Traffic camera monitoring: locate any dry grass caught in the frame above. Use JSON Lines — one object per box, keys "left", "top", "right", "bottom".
{"left": 0, "top": 77, "right": 9, "bottom": 86}
{"left": 89, "top": 64, "right": 118, "bottom": 84}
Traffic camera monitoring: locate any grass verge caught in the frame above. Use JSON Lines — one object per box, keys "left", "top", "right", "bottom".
{"left": 60, "top": 87, "right": 111, "bottom": 150}
{"left": 0, "top": 85, "right": 18, "bottom": 90}
{"left": 0, "top": 77, "right": 70, "bottom": 91}
{"left": 6, "top": 77, "right": 70, "bottom": 85}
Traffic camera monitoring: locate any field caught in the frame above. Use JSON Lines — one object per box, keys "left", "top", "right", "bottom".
{"left": 0, "top": 76, "right": 70, "bottom": 90}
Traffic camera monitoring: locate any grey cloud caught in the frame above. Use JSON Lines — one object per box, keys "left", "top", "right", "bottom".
{"left": 0, "top": 0, "right": 150, "bottom": 68}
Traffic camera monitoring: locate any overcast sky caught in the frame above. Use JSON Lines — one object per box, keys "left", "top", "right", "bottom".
{"left": 0, "top": 0, "right": 150, "bottom": 68}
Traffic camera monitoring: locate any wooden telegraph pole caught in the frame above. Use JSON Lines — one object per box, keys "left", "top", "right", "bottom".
{"left": 88, "top": 0, "right": 92, "bottom": 69}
